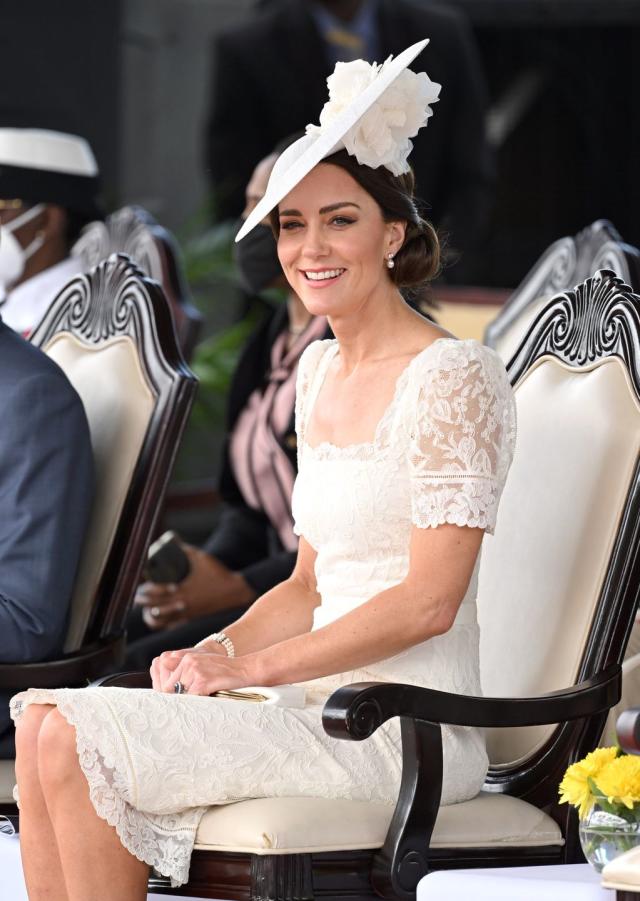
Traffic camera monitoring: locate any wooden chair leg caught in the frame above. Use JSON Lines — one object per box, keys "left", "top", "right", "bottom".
{"left": 250, "top": 854, "right": 314, "bottom": 901}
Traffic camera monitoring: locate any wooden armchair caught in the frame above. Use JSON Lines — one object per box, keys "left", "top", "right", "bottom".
{"left": 0, "top": 253, "right": 197, "bottom": 812}
{"left": 486, "top": 222, "right": 640, "bottom": 748}
{"left": 72, "top": 205, "right": 204, "bottom": 361}
{"left": 99, "top": 268, "right": 640, "bottom": 900}
{"left": 485, "top": 220, "right": 640, "bottom": 363}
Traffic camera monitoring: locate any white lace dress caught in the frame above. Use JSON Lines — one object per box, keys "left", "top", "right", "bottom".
{"left": 10, "top": 336, "right": 516, "bottom": 888}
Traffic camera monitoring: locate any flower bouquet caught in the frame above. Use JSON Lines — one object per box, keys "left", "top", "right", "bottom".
{"left": 560, "top": 746, "right": 640, "bottom": 872}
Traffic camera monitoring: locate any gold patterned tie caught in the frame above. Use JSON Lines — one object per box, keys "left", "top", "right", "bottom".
{"left": 325, "top": 26, "right": 364, "bottom": 61}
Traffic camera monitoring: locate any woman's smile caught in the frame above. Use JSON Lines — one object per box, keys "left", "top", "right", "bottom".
{"left": 300, "top": 267, "right": 347, "bottom": 287}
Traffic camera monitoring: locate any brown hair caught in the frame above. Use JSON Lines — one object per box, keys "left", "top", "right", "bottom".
{"left": 269, "top": 149, "right": 440, "bottom": 287}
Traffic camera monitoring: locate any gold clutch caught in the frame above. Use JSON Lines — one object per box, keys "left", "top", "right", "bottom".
{"left": 213, "top": 689, "right": 269, "bottom": 703}
{"left": 208, "top": 685, "right": 306, "bottom": 708}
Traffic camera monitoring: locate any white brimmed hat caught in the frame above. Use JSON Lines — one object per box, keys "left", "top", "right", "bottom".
{"left": 236, "top": 38, "right": 439, "bottom": 243}
{"left": 0, "top": 128, "right": 101, "bottom": 217}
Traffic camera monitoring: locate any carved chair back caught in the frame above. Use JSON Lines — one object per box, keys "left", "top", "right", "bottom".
{"left": 72, "top": 205, "right": 203, "bottom": 361}
{"left": 478, "top": 269, "right": 640, "bottom": 812}
{"left": 30, "top": 253, "right": 197, "bottom": 652}
{"left": 485, "top": 220, "right": 640, "bottom": 363}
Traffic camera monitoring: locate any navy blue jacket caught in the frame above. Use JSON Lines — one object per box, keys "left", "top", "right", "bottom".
{"left": 0, "top": 318, "right": 94, "bottom": 741}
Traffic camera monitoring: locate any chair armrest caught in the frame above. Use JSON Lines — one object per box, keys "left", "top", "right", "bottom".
{"left": 321, "top": 664, "right": 620, "bottom": 901}
{"left": 92, "top": 671, "right": 152, "bottom": 689}
{"left": 322, "top": 663, "right": 621, "bottom": 740}
{"left": 0, "top": 634, "right": 127, "bottom": 691}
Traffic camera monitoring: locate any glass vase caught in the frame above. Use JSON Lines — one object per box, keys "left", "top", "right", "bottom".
{"left": 579, "top": 803, "right": 640, "bottom": 872}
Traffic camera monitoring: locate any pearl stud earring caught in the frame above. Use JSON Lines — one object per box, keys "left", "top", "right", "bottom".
{"left": 386, "top": 253, "right": 395, "bottom": 269}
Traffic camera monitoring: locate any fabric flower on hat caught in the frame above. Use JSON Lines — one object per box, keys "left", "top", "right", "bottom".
{"left": 307, "top": 57, "right": 441, "bottom": 176}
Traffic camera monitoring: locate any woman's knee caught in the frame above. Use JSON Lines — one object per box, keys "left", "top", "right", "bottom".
{"left": 37, "top": 708, "right": 80, "bottom": 793}
{"left": 15, "top": 704, "right": 55, "bottom": 783}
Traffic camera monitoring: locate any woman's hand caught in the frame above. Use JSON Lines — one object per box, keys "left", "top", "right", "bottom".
{"left": 151, "top": 646, "right": 257, "bottom": 696}
{"left": 136, "top": 581, "right": 184, "bottom": 630}
{"left": 149, "top": 644, "right": 222, "bottom": 691}
{"left": 135, "top": 546, "right": 256, "bottom": 631}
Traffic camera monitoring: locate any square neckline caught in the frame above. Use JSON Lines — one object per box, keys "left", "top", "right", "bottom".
{"left": 302, "top": 335, "right": 464, "bottom": 456}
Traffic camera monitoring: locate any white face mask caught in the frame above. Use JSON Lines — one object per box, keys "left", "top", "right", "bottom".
{"left": 0, "top": 203, "right": 46, "bottom": 294}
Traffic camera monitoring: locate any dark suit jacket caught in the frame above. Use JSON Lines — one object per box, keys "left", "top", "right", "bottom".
{"left": 204, "top": 302, "right": 331, "bottom": 596}
{"left": 0, "top": 318, "right": 94, "bottom": 743}
{"left": 205, "top": 0, "right": 493, "bottom": 258}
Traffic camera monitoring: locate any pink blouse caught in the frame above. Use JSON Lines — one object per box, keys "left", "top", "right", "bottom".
{"left": 230, "top": 316, "right": 327, "bottom": 551}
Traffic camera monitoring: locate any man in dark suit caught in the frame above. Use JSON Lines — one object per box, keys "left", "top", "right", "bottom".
{"left": 0, "top": 316, "right": 94, "bottom": 756}
{"left": 205, "top": 0, "right": 493, "bottom": 271}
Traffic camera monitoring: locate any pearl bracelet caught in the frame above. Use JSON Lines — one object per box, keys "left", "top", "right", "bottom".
{"left": 200, "top": 631, "right": 235, "bottom": 657}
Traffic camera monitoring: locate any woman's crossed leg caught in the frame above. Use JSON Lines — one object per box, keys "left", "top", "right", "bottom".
{"left": 15, "top": 703, "right": 149, "bottom": 901}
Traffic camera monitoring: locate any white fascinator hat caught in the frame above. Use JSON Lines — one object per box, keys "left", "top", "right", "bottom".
{"left": 235, "top": 38, "right": 440, "bottom": 243}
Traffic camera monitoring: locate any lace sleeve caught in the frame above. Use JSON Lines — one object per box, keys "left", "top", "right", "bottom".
{"left": 408, "top": 342, "right": 517, "bottom": 534}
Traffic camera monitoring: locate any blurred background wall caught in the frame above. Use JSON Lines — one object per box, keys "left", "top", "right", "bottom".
{"left": 121, "top": 0, "right": 640, "bottom": 287}
{"left": 119, "top": 0, "right": 255, "bottom": 231}
{"left": 0, "top": 0, "right": 120, "bottom": 198}
{"left": 3, "top": 0, "right": 638, "bottom": 289}
{"left": 461, "top": 0, "right": 640, "bottom": 286}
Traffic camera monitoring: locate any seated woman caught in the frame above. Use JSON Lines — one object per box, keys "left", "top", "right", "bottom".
{"left": 126, "top": 147, "right": 330, "bottom": 670}
{"left": 11, "top": 40, "right": 516, "bottom": 901}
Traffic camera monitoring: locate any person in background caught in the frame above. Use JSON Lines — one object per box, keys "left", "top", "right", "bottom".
{"left": 205, "top": 0, "right": 493, "bottom": 272}
{"left": 126, "top": 148, "right": 331, "bottom": 670}
{"left": 0, "top": 126, "right": 102, "bottom": 336}
{"left": 0, "top": 314, "right": 94, "bottom": 757}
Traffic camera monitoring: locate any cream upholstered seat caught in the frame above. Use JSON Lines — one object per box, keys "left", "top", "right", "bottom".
{"left": 0, "top": 254, "right": 196, "bottom": 815}
{"left": 192, "top": 793, "right": 560, "bottom": 856}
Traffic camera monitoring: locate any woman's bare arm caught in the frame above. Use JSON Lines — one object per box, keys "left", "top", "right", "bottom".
{"left": 212, "top": 536, "right": 321, "bottom": 653}
{"left": 250, "top": 522, "right": 483, "bottom": 685}
{"left": 162, "top": 523, "right": 484, "bottom": 694}
{"left": 151, "top": 538, "right": 320, "bottom": 690}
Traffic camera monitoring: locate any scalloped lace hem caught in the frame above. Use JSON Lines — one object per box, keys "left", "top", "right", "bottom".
{"left": 412, "top": 510, "right": 496, "bottom": 534}
{"left": 303, "top": 437, "right": 382, "bottom": 461}
{"left": 12, "top": 690, "right": 203, "bottom": 888}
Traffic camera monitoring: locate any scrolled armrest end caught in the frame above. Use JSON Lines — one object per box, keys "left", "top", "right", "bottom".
{"left": 322, "top": 682, "right": 397, "bottom": 740}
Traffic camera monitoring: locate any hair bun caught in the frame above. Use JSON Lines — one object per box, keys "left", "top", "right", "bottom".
{"left": 392, "top": 218, "right": 440, "bottom": 288}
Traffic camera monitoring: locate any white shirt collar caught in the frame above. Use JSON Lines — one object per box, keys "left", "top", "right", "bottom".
{"left": 0, "top": 256, "right": 84, "bottom": 335}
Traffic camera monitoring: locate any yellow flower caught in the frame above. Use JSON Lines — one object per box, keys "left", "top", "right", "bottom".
{"left": 595, "top": 756, "right": 640, "bottom": 810}
{"left": 559, "top": 747, "right": 619, "bottom": 819}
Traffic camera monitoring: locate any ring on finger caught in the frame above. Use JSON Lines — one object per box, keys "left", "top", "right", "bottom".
{"left": 174, "top": 681, "right": 187, "bottom": 694}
